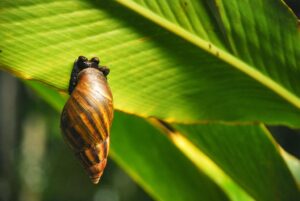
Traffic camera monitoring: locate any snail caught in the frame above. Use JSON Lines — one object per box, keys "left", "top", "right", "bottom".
{"left": 60, "top": 56, "right": 113, "bottom": 184}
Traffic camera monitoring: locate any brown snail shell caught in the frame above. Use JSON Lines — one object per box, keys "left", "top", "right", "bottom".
{"left": 60, "top": 56, "right": 113, "bottom": 184}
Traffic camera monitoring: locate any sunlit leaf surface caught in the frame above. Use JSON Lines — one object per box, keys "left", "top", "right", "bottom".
{"left": 1, "top": 0, "right": 300, "bottom": 126}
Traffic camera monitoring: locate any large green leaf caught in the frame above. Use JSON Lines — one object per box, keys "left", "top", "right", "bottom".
{"left": 1, "top": 0, "right": 300, "bottom": 127}
{"left": 168, "top": 123, "right": 300, "bottom": 201}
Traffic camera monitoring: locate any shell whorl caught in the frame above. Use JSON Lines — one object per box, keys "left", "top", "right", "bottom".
{"left": 61, "top": 65, "right": 113, "bottom": 184}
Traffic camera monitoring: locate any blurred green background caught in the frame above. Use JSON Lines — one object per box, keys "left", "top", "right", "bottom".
{"left": 0, "top": 71, "right": 154, "bottom": 201}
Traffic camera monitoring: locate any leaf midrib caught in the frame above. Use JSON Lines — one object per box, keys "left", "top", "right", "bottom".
{"left": 116, "top": 0, "right": 300, "bottom": 110}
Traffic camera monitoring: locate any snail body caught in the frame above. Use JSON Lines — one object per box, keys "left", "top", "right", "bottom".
{"left": 61, "top": 56, "right": 113, "bottom": 184}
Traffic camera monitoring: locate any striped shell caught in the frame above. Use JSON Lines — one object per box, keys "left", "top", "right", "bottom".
{"left": 61, "top": 57, "right": 113, "bottom": 184}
